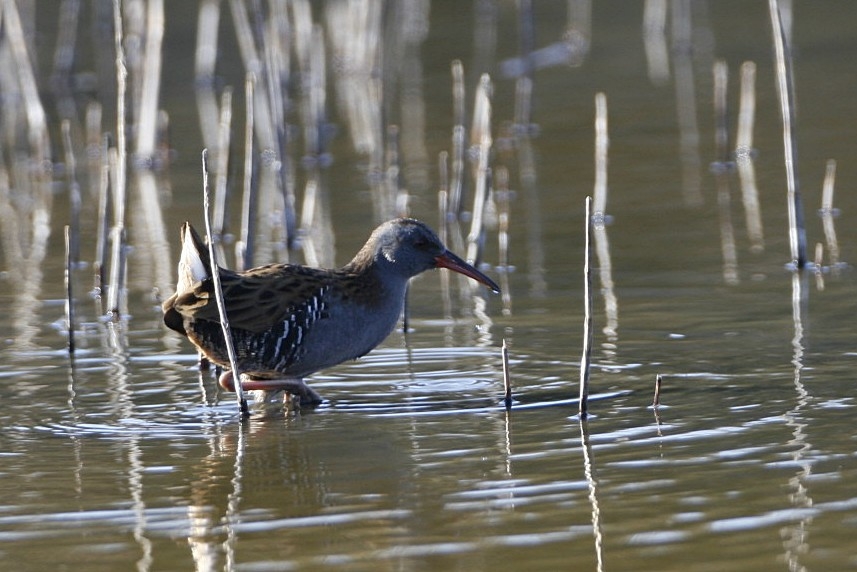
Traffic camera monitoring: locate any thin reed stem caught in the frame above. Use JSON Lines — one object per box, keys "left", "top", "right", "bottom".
{"left": 238, "top": 73, "right": 257, "bottom": 271}
{"left": 502, "top": 339, "right": 512, "bottom": 409}
{"left": 736, "top": 61, "right": 764, "bottom": 253}
{"left": 820, "top": 159, "right": 839, "bottom": 268}
{"left": 202, "top": 150, "right": 249, "bottom": 418}
{"left": 133, "top": 0, "right": 164, "bottom": 162}
{"left": 579, "top": 196, "right": 593, "bottom": 419}
{"left": 769, "top": 0, "right": 806, "bottom": 268}
{"left": 65, "top": 225, "right": 75, "bottom": 354}
{"left": 712, "top": 60, "right": 738, "bottom": 285}
{"left": 94, "top": 135, "right": 111, "bottom": 295}
{"left": 653, "top": 374, "right": 663, "bottom": 407}
{"left": 213, "top": 87, "right": 233, "bottom": 240}
{"left": 465, "top": 74, "right": 493, "bottom": 266}
{"left": 61, "top": 120, "right": 81, "bottom": 266}
{"left": 449, "top": 60, "right": 466, "bottom": 215}
{"left": 106, "top": 0, "right": 128, "bottom": 317}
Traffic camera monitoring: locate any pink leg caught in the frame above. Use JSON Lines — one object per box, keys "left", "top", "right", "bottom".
{"left": 218, "top": 371, "right": 323, "bottom": 406}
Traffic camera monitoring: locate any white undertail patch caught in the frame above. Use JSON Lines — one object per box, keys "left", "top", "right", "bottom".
{"left": 177, "top": 230, "right": 209, "bottom": 292}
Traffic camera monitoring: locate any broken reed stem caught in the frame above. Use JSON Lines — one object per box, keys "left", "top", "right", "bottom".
{"left": 449, "top": 60, "right": 466, "bottom": 215}
{"left": 65, "top": 226, "right": 75, "bottom": 354}
{"left": 768, "top": 0, "right": 807, "bottom": 268}
{"left": 736, "top": 61, "right": 764, "bottom": 253}
{"left": 465, "top": 74, "right": 493, "bottom": 266}
{"left": 202, "top": 149, "right": 249, "bottom": 418}
{"left": 237, "top": 73, "right": 257, "bottom": 271}
{"left": 713, "top": 60, "right": 739, "bottom": 285}
{"left": 94, "top": 135, "right": 111, "bottom": 295}
{"left": 133, "top": 0, "right": 164, "bottom": 160}
{"left": 106, "top": 0, "right": 128, "bottom": 318}
{"left": 579, "top": 196, "right": 593, "bottom": 418}
{"left": 213, "top": 87, "right": 233, "bottom": 239}
{"left": 820, "top": 159, "right": 839, "bottom": 268}
{"left": 61, "top": 120, "right": 81, "bottom": 266}
{"left": 653, "top": 374, "right": 663, "bottom": 407}
{"left": 502, "top": 339, "right": 512, "bottom": 409}
{"left": 593, "top": 92, "right": 608, "bottom": 215}
{"left": 814, "top": 242, "right": 825, "bottom": 291}
{"left": 106, "top": 146, "right": 127, "bottom": 318}
{"left": 496, "top": 166, "right": 512, "bottom": 314}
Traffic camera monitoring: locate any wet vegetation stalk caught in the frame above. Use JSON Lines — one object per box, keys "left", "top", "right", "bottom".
{"left": 194, "top": 0, "right": 221, "bottom": 152}
{"left": 238, "top": 73, "right": 257, "bottom": 271}
{"left": 592, "top": 92, "right": 618, "bottom": 343}
{"left": 202, "top": 150, "right": 248, "bottom": 418}
{"left": 449, "top": 60, "right": 465, "bottom": 215}
{"left": 64, "top": 226, "right": 75, "bottom": 355}
{"left": 107, "top": 0, "right": 128, "bottom": 317}
{"left": 820, "top": 159, "right": 839, "bottom": 269}
{"left": 736, "top": 61, "right": 764, "bottom": 253}
{"left": 579, "top": 196, "right": 593, "bottom": 418}
{"left": 213, "top": 87, "right": 233, "bottom": 244}
{"left": 768, "top": 0, "right": 806, "bottom": 268}
{"left": 712, "top": 60, "right": 739, "bottom": 285}
{"left": 502, "top": 339, "right": 512, "bottom": 409}
{"left": 61, "top": 121, "right": 81, "bottom": 266}
{"left": 814, "top": 243, "right": 824, "bottom": 291}
{"left": 496, "top": 166, "right": 512, "bottom": 314}
{"left": 133, "top": 0, "right": 164, "bottom": 161}
{"left": 106, "top": 147, "right": 127, "bottom": 318}
{"left": 465, "top": 74, "right": 493, "bottom": 266}
{"left": 94, "top": 136, "right": 111, "bottom": 295}
{"left": 653, "top": 374, "right": 663, "bottom": 407}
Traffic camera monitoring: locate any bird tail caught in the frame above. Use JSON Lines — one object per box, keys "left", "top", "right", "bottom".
{"left": 177, "top": 222, "right": 211, "bottom": 293}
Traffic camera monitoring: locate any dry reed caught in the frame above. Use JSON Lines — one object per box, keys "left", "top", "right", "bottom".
{"left": 712, "top": 60, "right": 739, "bottom": 285}
{"left": 579, "top": 196, "right": 593, "bottom": 419}
{"left": 202, "top": 150, "right": 249, "bottom": 418}
{"left": 502, "top": 339, "right": 512, "bottom": 409}
{"left": 769, "top": 0, "right": 807, "bottom": 268}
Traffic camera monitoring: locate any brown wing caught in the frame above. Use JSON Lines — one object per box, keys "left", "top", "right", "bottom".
{"left": 170, "top": 264, "right": 336, "bottom": 334}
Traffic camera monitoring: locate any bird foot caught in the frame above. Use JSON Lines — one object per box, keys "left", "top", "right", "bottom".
{"left": 218, "top": 371, "right": 323, "bottom": 407}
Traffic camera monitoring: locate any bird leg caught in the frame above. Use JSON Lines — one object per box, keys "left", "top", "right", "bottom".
{"left": 218, "top": 370, "right": 323, "bottom": 407}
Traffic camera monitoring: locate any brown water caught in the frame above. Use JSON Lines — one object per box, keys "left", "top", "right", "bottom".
{"left": 2, "top": 1, "right": 857, "bottom": 571}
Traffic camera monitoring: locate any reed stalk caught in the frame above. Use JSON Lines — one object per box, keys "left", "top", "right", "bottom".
{"left": 465, "top": 74, "right": 493, "bottom": 266}
{"left": 202, "top": 150, "right": 249, "bottom": 418}
{"left": 106, "top": 146, "right": 126, "bottom": 318}
{"left": 195, "top": 0, "right": 221, "bottom": 152}
{"left": 449, "top": 60, "right": 466, "bottom": 215}
{"left": 814, "top": 243, "right": 824, "bottom": 291}
{"left": 670, "top": 0, "right": 703, "bottom": 207}
{"left": 502, "top": 339, "right": 512, "bottom": 409}
{"left": 579, "top": 196, "right": 593, "bottom": 419}
{"left": 496, "top": 166, "right": 512, "bottom": 315}
{"left": 65, "top": 225, "right": 75, "bottom": 354}
{"left": 653, "top": 374, "right": 663, "bottom": 407}
{"left": 712, "top": 60, "right": 738, "bottom": 285}
{"left": 736, "top": 61, "right": 764, "bottom": 253}
{"left": 768, "top": 0, "right": 806, "bottom": 268}
{"left": 93, "top": 135, "right": 111, "bottom": 295}
{"left": 133, "top": 0, "right": 163, "bottom": 163}
{"left": 592, "top": 93, "right": 618, "bottom": 344}
{"left": 213, "top": 87, "right": 233, "bottom": 242}
{"left": 237, "top": 73, "right": 257, "bottom": 271}
{"left": 819, "top": 159, "right": 839, "bottom": 269}
{"left": 106, "top": 0, "right": 128, "bottom": 317}
{"left": 61, "top": 120, "right": 81, "bottom": 266}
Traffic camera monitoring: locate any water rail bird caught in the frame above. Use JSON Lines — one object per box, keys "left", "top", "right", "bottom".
{"left": 163, "top": 218, "right": 499, "bottom": 405}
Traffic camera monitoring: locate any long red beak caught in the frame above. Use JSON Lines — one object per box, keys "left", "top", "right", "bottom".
{"left": 435, "top": 250, "right": 500, "bottom": 293}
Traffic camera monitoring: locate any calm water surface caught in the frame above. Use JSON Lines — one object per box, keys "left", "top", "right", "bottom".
{"left": 2, "top": 2, "right": 857, "bottom": 571}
